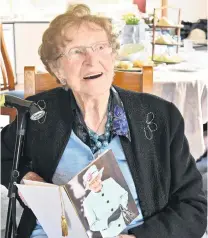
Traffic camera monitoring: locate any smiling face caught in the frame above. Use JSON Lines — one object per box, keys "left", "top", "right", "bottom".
{"left": 55, "top": 22, "right": 116, "bottom": 96}
{"left": 88, "top": 174, "right": 102, "bottom": 193}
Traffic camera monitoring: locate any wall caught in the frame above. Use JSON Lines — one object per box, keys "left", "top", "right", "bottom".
{"left": 133, "top": 0, "right": 146, "bottom": 12}
{"left": 146, "top": 0, "right": 207, "bottom": 22}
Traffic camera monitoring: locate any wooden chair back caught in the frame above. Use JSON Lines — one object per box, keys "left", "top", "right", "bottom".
{"left": 0, "top": 23, "right": 15, "bottom": 91}
{"left": 0, "top": 107, "right": 16, "bottom": 123}
{"left": 0, "top": 66, "right": 153, "bottom": 124}
{"left": 24, "top": 66, "right": 153, "bottom": 98}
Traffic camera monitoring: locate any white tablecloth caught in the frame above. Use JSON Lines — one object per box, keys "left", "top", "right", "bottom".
{"left": 153, "top": 51, "right": 208, "bottom": 159}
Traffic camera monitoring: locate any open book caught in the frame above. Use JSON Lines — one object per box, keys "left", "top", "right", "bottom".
{"left": 16, "top": 149, "right": 139, "bottom": 238}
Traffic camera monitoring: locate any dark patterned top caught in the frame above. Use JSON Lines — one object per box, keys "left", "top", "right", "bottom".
{"left": 72, "top": 87, "right": 131, "bottom": 153}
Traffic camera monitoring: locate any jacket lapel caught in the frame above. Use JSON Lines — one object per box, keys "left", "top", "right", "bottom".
{"left": 48, "top": 89, "right": 74, "bottom": 181}
{"left": 118, "top": 89, "right": 154, "bottom": 217}
{"left": 120, "top": 118, "right": 149, "bottom": 217}
{"left": 29, "top": 89, "right": 74, "bottom": 182}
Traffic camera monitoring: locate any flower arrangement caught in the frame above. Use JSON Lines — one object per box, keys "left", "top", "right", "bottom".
{"left": 122, "top": 13, "right": 140, "bottom": 25}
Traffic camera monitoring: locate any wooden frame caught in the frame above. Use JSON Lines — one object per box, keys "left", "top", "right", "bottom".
{"left": 24, "top": 66, "right": 153, "bottom": 98}
{"left": 0, "top": 23, "right": 15, "bottom": 91}
{"left": 161, "top": 0, "right": 168, "bottom": 17}
{"left": 152, "top": 6, "right": 182, "bottom": 61}
{"left": 0, "top": 66, "right": 153, "bottom": 124}
{"left": 24, "top": 66, "right": 61, "bottom": 98}
{"left": 1, "top": 107, "right": 16, "bottom": 123}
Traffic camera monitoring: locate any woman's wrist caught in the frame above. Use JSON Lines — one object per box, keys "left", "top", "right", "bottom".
{"left": 22, "top": 171, "right": 44, "bottom": 182}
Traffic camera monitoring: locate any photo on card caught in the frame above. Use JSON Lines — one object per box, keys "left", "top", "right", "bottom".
{"left": 64, "top": 149, "right": 139, "bottom": 238}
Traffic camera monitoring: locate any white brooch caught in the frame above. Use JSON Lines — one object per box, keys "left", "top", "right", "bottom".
{"left": 37, "top": 100, "right": 47, "bottom": 124}
{"left": 144, "top": 112, "right": 158, "bottom": 140}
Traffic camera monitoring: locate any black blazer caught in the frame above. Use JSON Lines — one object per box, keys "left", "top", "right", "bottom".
{"left": 1, "top": 87, "right": 207, "bottom": 238}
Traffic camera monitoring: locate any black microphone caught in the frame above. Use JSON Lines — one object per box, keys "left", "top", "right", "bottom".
{"left": 0, "top": 94, "right": 45, "bottom": 120}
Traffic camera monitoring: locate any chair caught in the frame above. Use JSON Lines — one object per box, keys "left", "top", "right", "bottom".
{"left": 24, "top": 66, "right": 153, "bottom": 98}
{"left": 0, "top": 107, "right": 16, "bottom": 124}
{"left": 0, "top": 23, "right": 16, "bottom": 124}
{"left": 1, "top": 66, "right": 153, "bottom": 123}
{"left": 0, "top": 23, "right": 15, "bottom": 91}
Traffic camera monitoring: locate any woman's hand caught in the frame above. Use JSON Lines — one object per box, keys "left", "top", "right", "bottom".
{"left": 19, "top": 172, "right": 44, "bottom": 206}
{"left": 22, "top": 171, "right": 44, "bottom": 182}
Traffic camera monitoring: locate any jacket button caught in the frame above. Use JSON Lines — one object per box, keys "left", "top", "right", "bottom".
{"left": 102, "top": 193, "right": 104, "bottom": 196}
{"left": 107, "top": 200, "right": 109, "bottom": 203}
{"left": 111, "top": 208, "right": 114, "bottom": 211}
{"left": 118, "top": 224, "right": 121, "bottom": 227}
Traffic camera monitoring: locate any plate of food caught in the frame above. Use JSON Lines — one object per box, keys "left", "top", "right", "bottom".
{"left": 154, "top": 35, "right": 178, "bottom": 45}
{"left": 171, "top": 68, "right": 198, "bottom": 72}
{"left": 153, "top": 60, "right": 182, "bottom": 64}
{"left": 153, "top": 54, "right": 184, "bottom": 64}
{"left": 115, "top": 67, "right": 142, "bottom": 72}
{"left": 170, "top": 63, "right": 200, "bottom": 72}
{"left": 156, "top": 17, "right": 184, "bottom": 28}
{"left": 114, "top": 61, "right": 142, "bottom": 72}
{"left": 118, "top": 43, "right": 145, "bottom": 61}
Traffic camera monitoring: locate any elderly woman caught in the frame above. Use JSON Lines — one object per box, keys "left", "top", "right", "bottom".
{"left": 1, "top": 4, "right": 207, "bottom": 238}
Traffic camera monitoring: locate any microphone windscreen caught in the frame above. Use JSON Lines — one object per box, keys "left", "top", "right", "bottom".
{"left": 29, "top": 104, "right": 45, "bottom": 121}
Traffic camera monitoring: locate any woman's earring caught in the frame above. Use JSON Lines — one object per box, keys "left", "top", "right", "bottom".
{"left": 59, "top": 78, "right": 68, "bottom": 91}
{"left": 59, "top": 78, "right": 66, "bottom": 85}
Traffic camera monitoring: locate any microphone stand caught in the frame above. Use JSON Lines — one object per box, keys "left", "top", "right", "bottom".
{"left": 5, "top": 108, "right": 29, "bottom": 238}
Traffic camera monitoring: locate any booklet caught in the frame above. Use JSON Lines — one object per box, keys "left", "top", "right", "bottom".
{"left": 16, "top": 149, "right": 139, "bottom": 238}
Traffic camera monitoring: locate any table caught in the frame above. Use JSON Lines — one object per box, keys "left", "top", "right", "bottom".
{"left": 153, "top": 50, "right": 208, "bottom": 159}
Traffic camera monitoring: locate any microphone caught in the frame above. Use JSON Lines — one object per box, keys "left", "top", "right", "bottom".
{"left": 0, "top": 94, "right": 45, "bottom": 120}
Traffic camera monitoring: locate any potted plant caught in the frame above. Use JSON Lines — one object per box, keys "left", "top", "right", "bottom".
{"left": 121, "top": 14, "right": 140, "bottom": 44}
